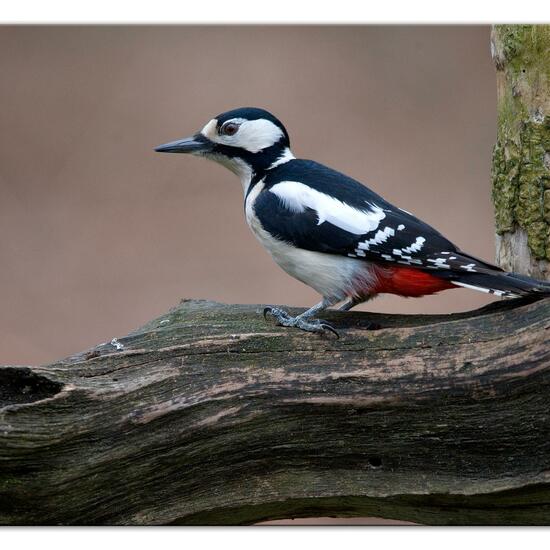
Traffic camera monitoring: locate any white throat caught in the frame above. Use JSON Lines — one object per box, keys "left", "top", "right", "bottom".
{"left": 203, "top": 152, "right": 253, "bottom": 193}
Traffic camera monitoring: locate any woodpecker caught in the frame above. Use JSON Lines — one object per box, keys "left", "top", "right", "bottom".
{"left": 156, "top": 107, "right": 550, "bottom": 337}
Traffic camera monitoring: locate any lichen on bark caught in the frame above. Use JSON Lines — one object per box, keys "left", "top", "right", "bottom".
{"left": 491, "top": 25, "right": 550, "bottom": 277}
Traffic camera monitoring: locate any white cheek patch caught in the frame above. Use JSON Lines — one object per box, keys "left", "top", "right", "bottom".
{"left": 270, "top": 181, "right": 386, "bottom": 235}
{"left": 234, "top": 119, "right": 284, "bottom": 152}
{"left": 202, "top": 117, "right": 285, "bottom": 153}
{"left": 200, "top": 118, "right": 218, "bottom": 140}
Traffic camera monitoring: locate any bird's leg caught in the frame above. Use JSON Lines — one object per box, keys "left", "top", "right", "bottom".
{"left": 263, "top": 297, "right": 339, "bottom": 337}
{"left": 338, "top": 297, "right": 361, "bottom": 312}
{"left": 338, "top": 295, "right": 382, "bottom": 330}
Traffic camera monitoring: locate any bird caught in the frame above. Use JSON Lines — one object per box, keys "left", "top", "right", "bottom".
{"left": 155, "top": 107, "right": 550, "bottom": 337}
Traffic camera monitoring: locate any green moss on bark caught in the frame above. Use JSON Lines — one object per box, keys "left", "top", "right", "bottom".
{"left": 491, "top": 25, "right": 550, "bottom": 261}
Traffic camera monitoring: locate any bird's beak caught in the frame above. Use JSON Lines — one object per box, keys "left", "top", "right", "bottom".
{"left": 154, "top": 133, "right": 213, "bottom": 154}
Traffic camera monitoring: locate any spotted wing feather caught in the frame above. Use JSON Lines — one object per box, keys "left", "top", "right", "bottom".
{"left": 257, "top": 159, "right": 486, "bottom": 271}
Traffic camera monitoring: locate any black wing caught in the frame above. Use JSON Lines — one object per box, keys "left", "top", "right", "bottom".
{"left": 256, "top": 159, "right": 499, "bottom": 273}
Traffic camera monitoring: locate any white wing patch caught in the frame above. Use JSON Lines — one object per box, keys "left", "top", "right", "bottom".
{"left": 427, "top": 257, "right": 451, "bottom": 269}
{"left": 401, "top": 237, "right": 426, "bottom": 254}
{"left": 356, "top": 227, "right": 395, "bottom": 251}
{"left": 270, "top": 181, "right": 386, "bottom": 235}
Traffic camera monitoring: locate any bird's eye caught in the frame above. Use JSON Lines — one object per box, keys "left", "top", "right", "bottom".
{"left": 220, "top": 122, "right": 239, "bottom": 136}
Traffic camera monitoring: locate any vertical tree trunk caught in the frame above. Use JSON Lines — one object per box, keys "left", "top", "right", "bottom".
{"left": 491, "top": 25, "right": 550, "bottom": 279}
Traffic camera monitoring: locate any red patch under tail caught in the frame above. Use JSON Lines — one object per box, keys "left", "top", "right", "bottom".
{"left": 371, "top": 265, "right": 456, "bottom": 298}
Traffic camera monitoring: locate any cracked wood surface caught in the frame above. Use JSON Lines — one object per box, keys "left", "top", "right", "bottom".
{"left": 1, "top": 297, "right": 549, "bottom": 525}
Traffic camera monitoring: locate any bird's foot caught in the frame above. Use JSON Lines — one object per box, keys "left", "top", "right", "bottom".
{"left": 263, "top": 307, "right": 339, "bottom": 338}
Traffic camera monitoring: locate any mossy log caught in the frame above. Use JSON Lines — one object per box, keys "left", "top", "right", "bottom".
{"left": 1, "top": 297, "right": 550, "bottom": 525}
{"left": 491, "top": 25, "right": 550, "bottom": 278}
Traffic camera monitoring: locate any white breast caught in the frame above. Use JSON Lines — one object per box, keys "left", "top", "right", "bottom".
{"left": 245, "top": 182, "right": 378, "bottom": 301}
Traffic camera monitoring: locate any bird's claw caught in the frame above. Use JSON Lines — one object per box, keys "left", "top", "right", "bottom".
{"left": 263, "top": 306, "right": 289, "bottom": 322}
{"left": 300, "top": 318, "right": 339, "bottom": 339}
{"left": 318, "top": 322, "right": 340, "bottom": 339}
{"left": 263, "top": 306, "right": 339, "bottom": 339}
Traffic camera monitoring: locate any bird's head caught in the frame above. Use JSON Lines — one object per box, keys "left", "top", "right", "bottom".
{"left": 155, "top": 107, "right": 294, "bottom": 185}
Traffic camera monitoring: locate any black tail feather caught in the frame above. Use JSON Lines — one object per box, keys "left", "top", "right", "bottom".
{"left": 421, "top": 249, "right": 550, "bottom": 298}
{"left": 435, "top": 270, "right": 550, "bottom": 298}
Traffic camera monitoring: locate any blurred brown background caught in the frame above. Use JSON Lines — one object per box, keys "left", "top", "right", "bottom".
{"left": 0, "top": 26, "right": 497, "bottom": 366}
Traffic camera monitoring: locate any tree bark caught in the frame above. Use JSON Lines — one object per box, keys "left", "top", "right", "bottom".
{"left": 491, "top": 25, "right": 550, "bottom": 279}
{"left": 1, "top": 297, "right": 549, "bottom": 525}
